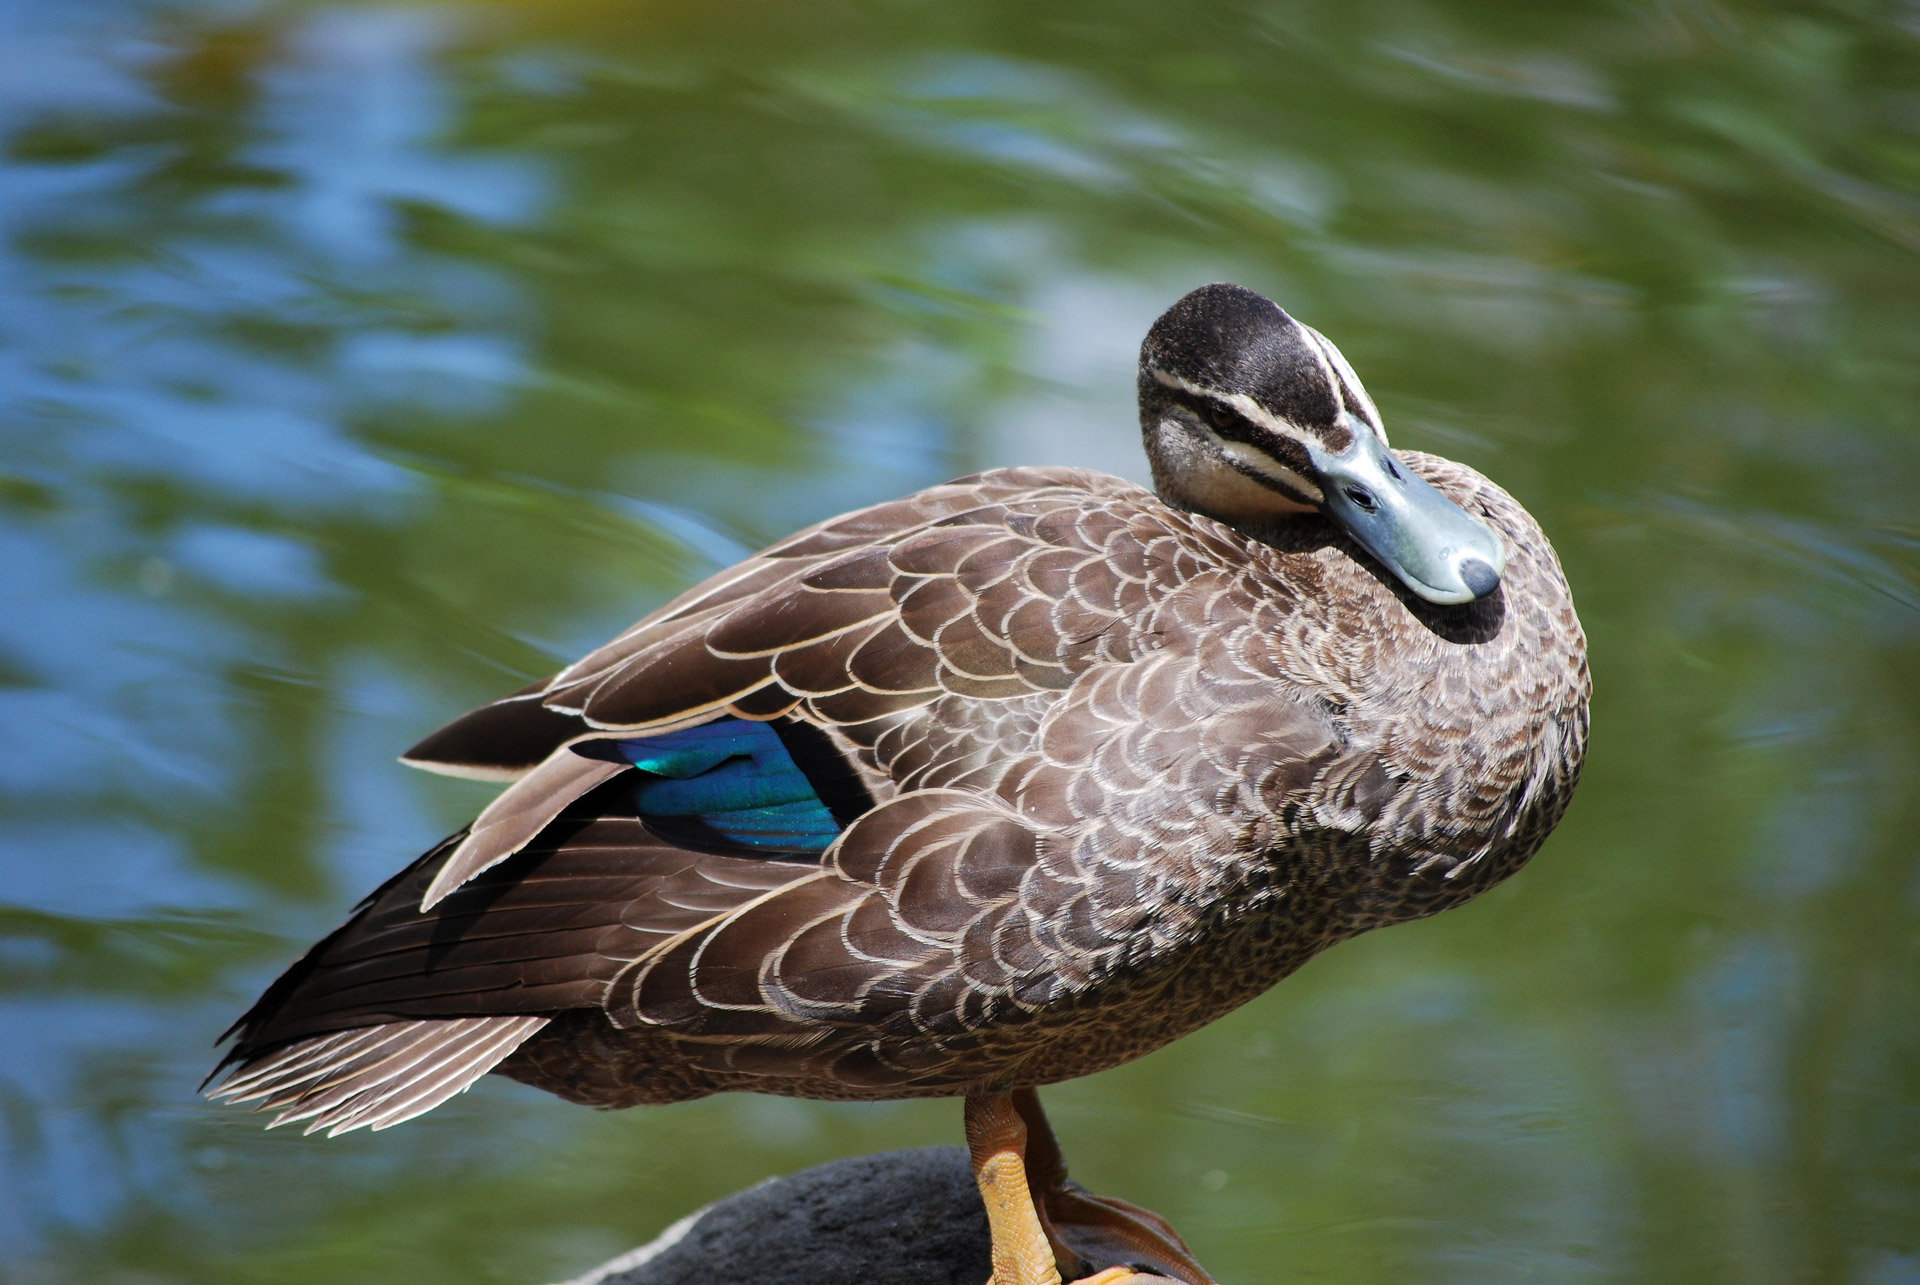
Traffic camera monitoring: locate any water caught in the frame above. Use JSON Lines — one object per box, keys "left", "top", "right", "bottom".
{"left": 2, "top": 1, "right": 1916, "bottom": 1281}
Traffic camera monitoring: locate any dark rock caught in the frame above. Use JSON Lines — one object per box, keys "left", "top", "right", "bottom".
{"left": 565, "top": 1146, "right": 993, "bottom": 1285}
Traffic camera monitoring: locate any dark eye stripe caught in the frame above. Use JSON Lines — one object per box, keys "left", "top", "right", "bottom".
{"left": 1192, "top": 396, "right": 1314, "bottom": 475}
{"left": 1225, "top": 456, "right": 1318, "bottom": 506}
{"left": 1258, "top": 429, "right": 1313, "bottom": 477}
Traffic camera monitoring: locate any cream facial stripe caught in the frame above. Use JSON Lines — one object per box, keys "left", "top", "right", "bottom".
{"left": 1148, "top": 366, "right": 1326, "bottom": 504}
{"left": 1150, "top": 366, "right": 1293, "bottom": 437}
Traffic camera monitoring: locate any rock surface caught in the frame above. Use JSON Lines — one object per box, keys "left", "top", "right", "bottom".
{"left": 560, "top": 1146, "right": 994, "bottom": 1285}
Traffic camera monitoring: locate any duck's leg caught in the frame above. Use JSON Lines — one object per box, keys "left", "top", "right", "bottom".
{"left": 965, "top": 1091, "right": 1201, "bottom": 1285}
{"left": 1011, "top": 1089, "right": 1218, "bottom": 1285}
{"left": 965, "top": 1091, "right": 1066, "bottom": 1285}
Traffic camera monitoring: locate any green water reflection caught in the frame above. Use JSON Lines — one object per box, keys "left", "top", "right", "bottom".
{"left": 2, "top": 0, "right": 1916, "bottom": 1281}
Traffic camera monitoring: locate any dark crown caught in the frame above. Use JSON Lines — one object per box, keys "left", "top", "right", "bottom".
{"left": 1138, "top": 283, "right": 1345, "bottom": 438}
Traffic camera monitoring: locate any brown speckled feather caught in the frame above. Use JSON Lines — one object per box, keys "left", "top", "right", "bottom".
{"left": 212, "top": 454, "right": 1587, "bottom": 1121}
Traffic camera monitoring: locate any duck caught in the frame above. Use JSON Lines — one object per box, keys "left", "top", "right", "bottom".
{"left": 208, "top": 283, "right": 1590, "bottom": 1285}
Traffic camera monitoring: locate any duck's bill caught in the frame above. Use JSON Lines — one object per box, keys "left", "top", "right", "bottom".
{"left": 1316, "top": 436, "right": 1506, "bottom": 605}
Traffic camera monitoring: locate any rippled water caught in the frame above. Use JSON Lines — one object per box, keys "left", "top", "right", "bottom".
{"left": 2, "top": 1, "right": 1916, "bottom": 1281}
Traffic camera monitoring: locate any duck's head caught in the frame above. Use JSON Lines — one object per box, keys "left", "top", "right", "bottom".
{"left": 1138, "top": 282, "right": 1505, "bottom": 606}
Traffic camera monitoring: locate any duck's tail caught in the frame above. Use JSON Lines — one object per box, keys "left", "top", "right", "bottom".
{"left": 204, "top": 1014, "right": 550, "bottom": 1136}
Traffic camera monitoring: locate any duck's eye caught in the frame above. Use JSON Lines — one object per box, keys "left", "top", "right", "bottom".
{"left": 1206, "top": 404, "right": 1238, "bottom": 431}
{"left": 1344, "top": 485, "right": 1379, "bottom": 513}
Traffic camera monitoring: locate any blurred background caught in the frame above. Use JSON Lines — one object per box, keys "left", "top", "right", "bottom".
{"left": 1, "top": 0, "right": 1916, "bottom": 1281}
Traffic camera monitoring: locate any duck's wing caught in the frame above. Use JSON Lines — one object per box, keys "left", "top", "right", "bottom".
{"left": 406, "top": 466, "right": 1265, "bottom": 909}
{"left": 398, "top": 467, "right": 1156, "bottom": 782}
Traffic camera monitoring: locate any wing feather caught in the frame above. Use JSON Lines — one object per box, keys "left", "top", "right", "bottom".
{"left": 421, "top": 753, "right": 627, "bottom": 908}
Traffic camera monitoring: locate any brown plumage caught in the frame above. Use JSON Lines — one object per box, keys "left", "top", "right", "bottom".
{"left": 209, "top": 284, "right": 1587, "bottom": 1284}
